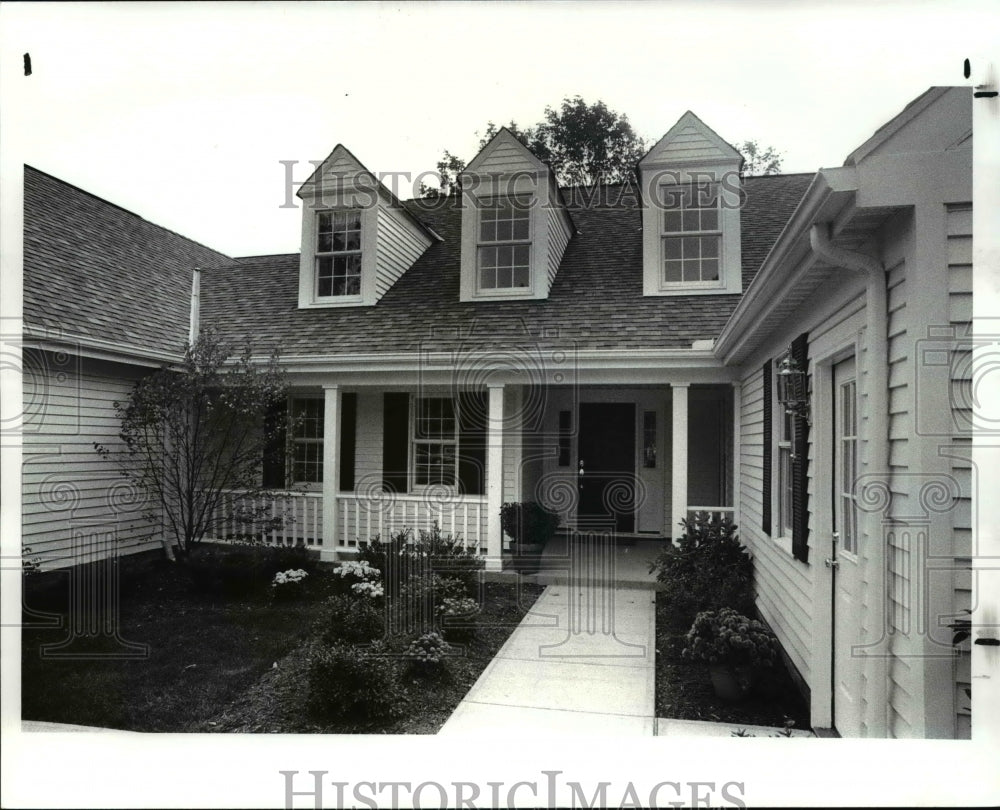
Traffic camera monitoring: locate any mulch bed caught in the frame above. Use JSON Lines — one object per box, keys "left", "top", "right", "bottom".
{"left": 21, "top": 550, "right": 543, "bottom": 734}
{"left": 654, "top": 595, "right": 811, "bottom": 732}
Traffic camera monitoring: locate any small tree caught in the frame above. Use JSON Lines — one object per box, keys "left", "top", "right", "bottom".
{"left": 420, "top": 96, "right": 646, "bottom": 195}
{"left": 96, "top": 328, "right": 293, "bottom": 560}
{"left": 737, "top": 139, "right": 783, "bottom": 176}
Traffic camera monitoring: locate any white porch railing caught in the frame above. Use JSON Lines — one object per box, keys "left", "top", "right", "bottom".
{"left": 204, "top": 490, "right": 487, "bottom": 554}
{"left": 335, "top": 492, "right": 487, "bottom": 551}
{"left": 206, "top": 490, "right": 324, "bottom": 547}
{"left": 686, "top": 506, "right": 736, "bottom": 524}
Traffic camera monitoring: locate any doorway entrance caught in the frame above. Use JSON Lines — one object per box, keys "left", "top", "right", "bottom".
{"left": 832, "top": 355, "right": 863, "bottom": 736}
{"left": 577, "top": 402, "right": 636, "bottom": 533}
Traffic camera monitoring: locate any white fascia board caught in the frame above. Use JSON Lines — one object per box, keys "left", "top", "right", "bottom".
{"left": 714, "top": 167, "right": 859, "bottom": 365}
{"left": 265, "top": 347, "right": 726, "bottom": 375}
{"left": 22, "top": 327, "right": 181, "bottom": 368}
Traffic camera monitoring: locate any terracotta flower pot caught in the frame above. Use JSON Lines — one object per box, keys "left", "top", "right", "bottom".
{"left": 709, "top": 665, "right": 752, "bottom": 701}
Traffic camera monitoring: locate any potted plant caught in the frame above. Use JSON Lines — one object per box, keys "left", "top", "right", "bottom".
{"left": 682, "top": 608, "right": 781, "bottom": 701}
{"left": 499, "top": 502, "right": 561, "bottom": 555}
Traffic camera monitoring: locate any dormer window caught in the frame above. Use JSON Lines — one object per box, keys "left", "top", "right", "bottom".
{"left": 639, "top": 111, "right": 742, "bottom": 297}
{"left": 296, "top": 144, "right": 434, "bottom": 309}
{"left": 478, "top": 198, "right": 531, "bottom": 291}
{"left": 316, "top": 210, "right": 362, "bottom": 298}
{"left": 458, "top": 128, "right": 574, "bottom": 302}
{"left": 661, "top": 182, "right": 721, "bottom": 286}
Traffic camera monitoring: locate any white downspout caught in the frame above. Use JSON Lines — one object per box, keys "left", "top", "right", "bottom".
{"left": 188, "top": 268, "right": 201, "bottom": 346}
{"left": 809, "top": 223, "right": 890, "bottom": 738}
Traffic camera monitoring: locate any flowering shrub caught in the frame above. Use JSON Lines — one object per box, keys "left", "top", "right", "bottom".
{"left": 333, "top": 560, "right": 381, "bottom": 581}
{"left": 436, "top": 597, "right": 480, "bottom": 642}
{"left": 351, "top": 580, "right": 385, "bottom": 599}
{"left": 682, "top": 608, "right": 780, "bottom": 669}
{"left": 270, "top": 568, "right": 308, "bottom": 600}
{"left": 405, "top": 631, "right": 451, "bottom": 675}
{"left": 306, "top": 641, "right": 407, "bottom": 722}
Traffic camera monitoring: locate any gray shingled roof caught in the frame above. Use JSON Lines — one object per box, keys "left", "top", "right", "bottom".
{"left": 24, "top": 166, "right": 232, "bottom": 358}
{"left": 200, "top": 173, "right": 814, "bottom": 355}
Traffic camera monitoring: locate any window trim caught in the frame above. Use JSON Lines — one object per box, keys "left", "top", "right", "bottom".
{"left": 657, "top": 181, "right": 724, "bottom": 291}
{"left": 313, "top": 208, "right": 364, "bottom": 303}
{"left": 475, "top": 196, "right": 534, "bottom": 295}
{"left": 410, "top": 395, "right": 460, "bottom": 491}
{"left": 288, "top": 396, "right": 324, "bottom": 490}
{"left": 770, "top": 366, "right": 793, "bottom": 556}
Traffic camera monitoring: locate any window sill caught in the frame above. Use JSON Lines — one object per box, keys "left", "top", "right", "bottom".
{"left": 302, "top": 295, "right": 368, "bottom": 308}
{"left": 772, "top": 534, "right": 794, "bottom": 556}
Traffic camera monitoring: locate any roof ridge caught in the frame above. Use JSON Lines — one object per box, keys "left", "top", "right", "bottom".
{"left": 25, "top": 164, "right": 233, "bottom": 262}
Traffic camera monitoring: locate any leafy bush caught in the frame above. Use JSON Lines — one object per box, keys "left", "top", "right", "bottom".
{"left": 405, "top": 631, "right": 451, "bottom": 676}
{"left": 315, "top": 594, "right": 387, "bottom": 645}
{"left": 500, "top": 502, "right": 561, "bottom": 547}
{"left": 649, "top": 512, "right": 753, "bottom": 627}
{"left": 682, "top": 608, "right": 780, "bottom": 670}
{"left": 306, "top": 641, "right": 407, "bottom": 722}
{"left": 358, "top": 525, "right": 483, "bottom": 599}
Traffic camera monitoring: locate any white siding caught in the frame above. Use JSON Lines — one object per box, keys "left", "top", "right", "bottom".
{"left": 947, "top": 203, "right": 973, "bottom": 739}
{"left": 473, "top": 140, "right": 538, "bottom": 175}
{"left": 374, "top": 204, "right": 431, "bottom": 298}
{"left": 546, "top": 203, "right": 571, "bottom": 290}
{"left": 738, "top": 362, "right": 814, "bottom": 685}
{"left": 645, "top": 124, "right": 730, "bottom": 163}
{"left": 22, "top": 352, "right": 161, "bottom": 570}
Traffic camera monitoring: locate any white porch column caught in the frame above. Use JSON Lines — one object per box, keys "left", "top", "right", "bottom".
{"left": 322, "top": 384, "right": 341, "bottom": 552}
{"left": 485, "top": 383, "right": 505, "bottom": 571}
{"left": 671, "top": 383, "right": 689, "bottom": 540}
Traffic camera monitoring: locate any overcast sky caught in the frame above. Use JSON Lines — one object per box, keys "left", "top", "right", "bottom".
{"left": 3, "top": 1, "right": 997, "bottom": 258}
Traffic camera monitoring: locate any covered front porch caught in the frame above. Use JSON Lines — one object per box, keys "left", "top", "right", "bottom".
{"left": 210, "top": 367, "right": 738, "bottom": 568}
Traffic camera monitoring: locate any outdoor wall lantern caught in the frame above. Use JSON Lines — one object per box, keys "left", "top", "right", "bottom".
{"left": 776, "top": 350, "right": 810, "bottom": 423}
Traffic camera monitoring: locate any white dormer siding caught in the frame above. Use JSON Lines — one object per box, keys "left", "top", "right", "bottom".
{"left": 459, "top": 129, "right": 573, "bottom": 302}
{"left": 297, "top": 145, "right": 433, "bottom": 308}
{"left": 639, "top": 111, "right": 743, "bottom": 297}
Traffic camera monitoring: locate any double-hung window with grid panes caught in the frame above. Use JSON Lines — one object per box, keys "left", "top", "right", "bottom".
{"left": 413, "top": 397, "right": 457, "bottom": 487}
{"left": 478, "top": 197, "right": 531, "bottom": 291}
{"left": 660, "top": 182, "right": 721, "bottom": 286}
{"left": 290, "top": 398, "right": 324, "bottom": 485}
{"left": 777, "top": 407, "right": 794, "bottom": 537}
{"left": 316, "top": 210, "right": 362, "bottom": 298}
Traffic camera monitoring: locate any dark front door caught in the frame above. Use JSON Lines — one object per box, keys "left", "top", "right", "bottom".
{"left": 577, "top": 403, "right": 636, "bottom": 533}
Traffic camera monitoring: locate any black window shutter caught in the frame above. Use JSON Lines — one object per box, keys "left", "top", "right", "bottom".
{"left": 339, "top": 393, "right": 357, "bottom": 492}
{"left": 262, "top": 399, "right": 288, "bottom": 489}
{"left": 382, "top": 393, "right": 409, "bottom": 494}
{"left": 761, "top": 360, "right": 772, "bottom": 536}
{"left": 458, "top": 391, "right": 487, "bottom": 495}
{"left": 791, "top": 332, "right": 810, "bottom": 563}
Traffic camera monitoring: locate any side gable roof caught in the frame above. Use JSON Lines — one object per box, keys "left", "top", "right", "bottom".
{"left": 639, "top": 110, "right": 742, "bottom": 168}
{"left": 23, "top": 166, "right": 232, "bottom": 359}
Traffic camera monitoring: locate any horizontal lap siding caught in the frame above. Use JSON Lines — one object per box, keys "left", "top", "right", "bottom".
{"left": 22, "top": 352, "right": 161, "bottom": 570}
{"left": 474, "top": 142, "right": 537, "bottom": 175}
{"left": 947, "top": 203, "right": 973, "bottom": 738}
{"left": 546, "top": 205, "right": 571, "bottom": 290}
{"left": 883, "top": 259, "right": 921, "bottom": 735}
{"left": 738, "top": 364, "right": 813, "bottom": 685}
{"left": 375, "top": 207, "right": 429, "bottom": 298}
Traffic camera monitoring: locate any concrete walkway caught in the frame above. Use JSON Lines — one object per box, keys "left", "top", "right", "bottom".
{"left": 439, "top": 580, "right": 657, "bottom": 736}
